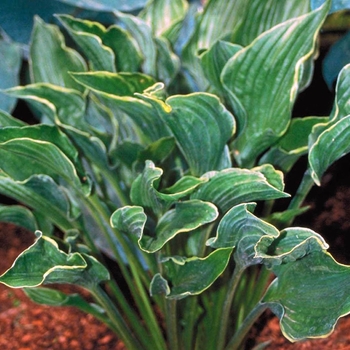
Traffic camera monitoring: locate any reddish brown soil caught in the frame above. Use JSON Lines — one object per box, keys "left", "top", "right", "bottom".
{"left": 0, "top": 223, "right": 124, "bottom": 350}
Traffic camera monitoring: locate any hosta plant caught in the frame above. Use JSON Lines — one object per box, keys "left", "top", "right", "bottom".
{"left": 1, "top": 0, "right": 350, "bottom": 349}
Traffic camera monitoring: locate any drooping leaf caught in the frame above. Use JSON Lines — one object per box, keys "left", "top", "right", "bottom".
{"left": 0, "top": 231, "right": 109, "bottom": 290}
{"left": 150, "top": 248, "right": 233, "bottom": 299}
{"left": 222, "top": 2, "right": 329, "bottom": 167}
{"left": 30, "top": 16, "right": 87, "bottom": 92}
{"left": 0, "top": 137, "right": 90, "bottom": 195}
{"left": 23, "top": 287, "right": 108, "bottom": 323}
{"left": 207, "top": 203, "right": 279, "bottom": 267}
{"left": 256, "top": 227, "right": 329, "bottom": 267}
{"left": 0, "top": 124, "right": 90, "bottom": 193}
{"left": 0, "top": 36, "right": 22, "bottom": 113}
{"left": 263, "top": 251, "right": 350, "bottom": 341}
{"left": 4, "top": 83, "right": 86, "bottom": 126}
{"left": 71, "top": 72, "right": 168, "bottom": 144}
{"left": 0, "top": 205, "right": 37, "bottom": 232}
{"left": 191, "top": 165, "right": 289, "bottom": 214}
{"left": 309, "top": 115, "right": 350, "bottom": 185}
{"left": 0, "top": 175, "right": 79, "bottom": 231}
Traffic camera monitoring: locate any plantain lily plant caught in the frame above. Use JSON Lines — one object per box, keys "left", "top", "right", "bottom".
{"left": 1, "top": 0, "right": 350, "bottom": 349}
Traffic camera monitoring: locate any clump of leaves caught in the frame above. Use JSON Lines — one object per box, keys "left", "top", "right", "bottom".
{"left": 1, "top": 0, "right": 350, "bottom": 349}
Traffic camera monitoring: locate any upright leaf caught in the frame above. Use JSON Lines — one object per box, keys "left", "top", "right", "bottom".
{"left": 30, "top": 16, "right": 87, "bottom": 92}
{"left": 0, "top": 36, "right": 22, "bottom": 112}
{"left": 57, "top": 15, "right": 116, "bottom": 72}
{"left": 222, "top": 2, "right": 329, "bottom": 167}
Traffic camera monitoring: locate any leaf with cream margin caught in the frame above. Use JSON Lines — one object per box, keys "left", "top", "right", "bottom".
{"left": 0, "top": 231, "right": 109, "bottom": 290}
{"left": 263, "top": 251, "right": 350, "bottom": 341}
{"left": 137, "top": 92, "right": 235, "bottom": 176}
{"left": 111, "top": 199, "right": 218, "bottom": 254}
{"left": 150, "top": 248, "right": 232, "bottom": 299}
{"left": 139, "top": 0, "right": 188, "bottom": 43}
{"left": 4, "top": 83, "right": 85, "bottom": 127}
{"left": 0, "top": 175, "right": 80, "bottom": 232}
{"left": 30, "top": 16, "right": 86, "bottom": 92}
{"left": 207, "top": 203, "right": 279, "bottom": 268}
{"left": 222, "top": 2, "right": 329, "bottom": 167}
{"left": 191, "top": 165, "right": 289, "bottom": 214}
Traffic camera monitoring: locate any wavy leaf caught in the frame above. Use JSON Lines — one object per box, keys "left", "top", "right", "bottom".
{"left": 222, "top": 2, "right": 329, "bottom": 166}
{"left": 263, "top": 251, "right": 350, "bottom": 341}
{"left": 139, "top": 92, "right": 235, "bottom": 176}
{"left": 150, "top": 248, "right": 232, "bottom": 299}
{"left": 191, "top": 165, "right": 288, "bottom": 214}
{"left": 30, "top": 16, "right": 87, "bottom": 92}
{"left": 207, "top": 203, "right": 279, "bottom": 268}
{"left": 0, "top": 231, "right": 109, "bottom": 289}
{"left": 4, "top": 83, "right": 85, "bottom": 126}
{"left": 0, "top": 175, "right": 78, "bottom": 231}
{"left": 309, "top": 116, "right": 350, "bottom": 185}
{"left": 57, "top": 15, "right": 116, "bottom": 72}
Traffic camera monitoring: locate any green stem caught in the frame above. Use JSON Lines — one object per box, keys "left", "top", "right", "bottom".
{"left": 287, "top": 169, "right": 314, "bottom": 214}
{"left": 166, "top": 299, "right": 180, "bottom": 350}
{"left": 225, "top": 302, "right": 268, "bottom": 350}
{"left": 84, "top": 193, "right": 166, "bottom": 350}
{"left": 91, "top": 285, "right": 144, "bottom": 350}
{"left": 217, "top": 265, "right": 245, "bottom": 350}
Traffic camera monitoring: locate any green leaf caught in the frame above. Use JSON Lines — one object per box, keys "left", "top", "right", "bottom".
{"left": 139, "top": 0, "right": 188, "bottom": 40}
{"left": 71, "top": 72, "right": 168, "bottom": 144}
{"left": 56, "top": 0, "right": 147, "bottom": 12}
{"left": 57, "top": 15, "right": 116, "bottom": 72}
{"left": 230, "top": 0, "right": 311, "bottom": 46}
{"left": 150, "top": 248, "right": 233, "bottom": 299}
{"left": 191, "top": 165, "right": 289, "bottom": 214}
{"left": 0, "top": 175, "right": 79, "bottom": 231}
{"left": 0, "top": 127, "right": 90, "bottom": 195}
{"left": 263, "top": 251, "right": 350, "bottom": 341}
{"left": 311, "top": 0, "right": 350, "bottom": 13}
{"left": 114, "top": 11, "right": 157, "bottom": 76}
{"left": 329, "top": 63, "right": 350, "bottom": 122}
{"left": 200, "top": 41, "right": 242, "bottom": 95}
{"left": 0, "top": 36, "right": 22, "bottom": 113}
{"left": 140, "top": 199, "right": 218, "bottom": 253}
{"left": 4, "top": 83, "right": 85, "bottom": 126}
{"left": 139, "top": 92, "right": 235, "bottom": 176}
{"left": 0, "top": 231, "right": 109, "bottom": 289}
{"left": 222, "top": 2, "right": 329, "bottom": 167}
{"left": 0, "top": 205, "right": 37, "bottom": 232}
{"left": 207, "top": 203, "right": 279, "bottom": 267}
{"left": 0, "top": 110, "right": 27, "bottom": 127}
{"left": 256, "top": 227, "right": 328, "bottom": 267}
{"left": 110, "top": 205, "right": 147, "bottom": 239}
{"left": 309, "top": 116, "right": 350, "bottom": 185}
{"left": 30, "top": 16, "right": 87, "bottom": 92}
{"left": 260, "top": 117, "right": 328, "bottom": 172}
